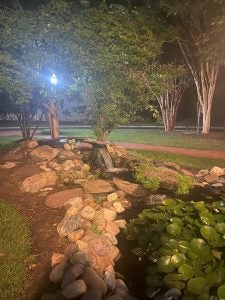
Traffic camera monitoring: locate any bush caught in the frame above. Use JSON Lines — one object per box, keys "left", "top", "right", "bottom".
{"left": 176, "top": 174, "right": 194, "bottom": 195}
{"left": 125, "top": 198, "right": 225, "bottom": 299}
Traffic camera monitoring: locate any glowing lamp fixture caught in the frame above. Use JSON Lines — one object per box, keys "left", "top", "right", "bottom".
{"left": 50, "top": 73, "right": 58, "bottom": 85}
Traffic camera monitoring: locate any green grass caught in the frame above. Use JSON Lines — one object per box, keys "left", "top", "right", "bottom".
{"left": 130, "top": 150, "right": 225, "bottom": 171}
{"left": 0, "top": 200, "right": 31, "bottom": 300}
{"left": 42, "top": 128, "right": 225, "bottom": 151}
{"left": 0, "top": 136, "right": 21, "bottom": 151}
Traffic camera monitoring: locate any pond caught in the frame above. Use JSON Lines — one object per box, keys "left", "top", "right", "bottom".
{"left": 115, "top": 188, "right": 225, "bottom": 300}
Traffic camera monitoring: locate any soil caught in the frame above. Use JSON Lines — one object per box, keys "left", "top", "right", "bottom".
{"left": 0, "top": 156, "right": 66, "bottom": 300}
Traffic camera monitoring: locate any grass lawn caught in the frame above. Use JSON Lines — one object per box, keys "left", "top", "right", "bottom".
{"left": 0, "top": 136, "right": 21, "bottom": 151}
{"left": 43, "top": 128, "right": 225, "bottom": 151}
{"left": 0, "top": 200, "right": 31, "bottom": 300}
{"left": 130, "top": 150, "right": 225, "bottom": 170}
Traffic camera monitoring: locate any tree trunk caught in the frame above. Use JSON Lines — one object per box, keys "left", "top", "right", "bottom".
{"left": 44, "top": 101, "right": 60, "bottom": 139}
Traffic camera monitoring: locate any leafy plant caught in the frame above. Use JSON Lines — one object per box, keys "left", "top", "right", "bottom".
{"left": 91, "top": 224, "right": 101, "bottom": 235}
{"left": 125, "top": 198, "right": 225, "bottom": 299}
{"left": 176, "top": 174, "right": 194, "bottom": 195}
{"left": 135, "top": 164, "right": 160, "bottom": 191}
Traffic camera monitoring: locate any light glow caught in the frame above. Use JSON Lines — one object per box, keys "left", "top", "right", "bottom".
{"left": 50, "top": 73, "right": 57, "bottom": 85}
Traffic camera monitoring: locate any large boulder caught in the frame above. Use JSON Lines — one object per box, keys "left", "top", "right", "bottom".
{"left": 21, "top": 171, "right": 57, "bottom": 193}
{"left": 45, "top": 188, "right": 84, "bottom": 208}
{"left": 82, "top": 179, "right": 114, "bottom": 194}
{"left": 113, "top": 178, "right": 145, "bottom": 196}
{"left": 209, "top": 166, "right": 225, "bottom": 177}
{"left": 30, "top": 145, "right": 59, "bottom": 162}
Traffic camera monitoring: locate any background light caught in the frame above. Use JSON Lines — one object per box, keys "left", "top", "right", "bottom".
{"left": 50, "top": 73, "right": 57, "bottom": 85}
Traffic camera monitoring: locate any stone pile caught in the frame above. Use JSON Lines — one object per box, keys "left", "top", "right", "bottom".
{"left": 195, "top": 166, "right": 225, "bottom": 190}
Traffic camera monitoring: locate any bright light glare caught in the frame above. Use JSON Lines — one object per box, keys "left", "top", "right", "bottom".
{"left": 50, "top": 73, "right": 57, "bottom": 85}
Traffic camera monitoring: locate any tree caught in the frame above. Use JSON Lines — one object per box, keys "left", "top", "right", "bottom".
{"left": 141, "top": 0, "right": 224, "bottom": 134}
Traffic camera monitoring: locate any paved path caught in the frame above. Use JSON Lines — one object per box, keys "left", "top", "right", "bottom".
{"left": 117, "top": 142, "right": 225, "bottom": 160}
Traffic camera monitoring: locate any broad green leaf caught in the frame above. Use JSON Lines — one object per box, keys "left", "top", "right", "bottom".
{"left": 157, "top": 256, "right": 175, "bottom": 273}
{"left": 178, "top": 241, "right": 189, "bottom": 253}
{"left": 197, "top": 294, "right": 211, "bottom": 300}
{"left": 187, "top": 277, "right": 207, "bottom": 295}
{"left": 146, "top": 274, "right": 163, "bottom": 287}
{"left": 163, "top": 273, "right": 185, "bottom": 289}
{"left": 206, "top": 271, "right": 221, "bottom": 285}
{"left": 162, "top": 198, "right": 177, "bottom": 206}
{"left": 212, "top": 249, "right": 223, "bottom": 260}
{"left": 165, "top": 239, "right": 178, "bottom": 249}
{"left": 199, "top": 212, "right": 216, "bottom": 226}
{"left": 171, "top": 253, "right": 186, "bottom": 267}
{"left": 190, "top": 238, "right": 206, "bottom": 254}
{"left": 200, "top": 226, "right": 217, "bottom": 242}
{"left": 178, "top": 264, "right": 194, "bottom": 280}
{"left": 217, "top": 285, "right": 225, "bottom": 300}
{"left": 170, "top": 217, "right": 184, "bottom": 226}
{"left": 215, "top": 223, "right": 225, "bottom": 234}
{"left": 166, "top": 224, "right": 181, "bottom": 236}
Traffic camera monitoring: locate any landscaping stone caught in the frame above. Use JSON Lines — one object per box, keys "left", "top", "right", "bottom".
{"left": 82, "top": 179, "right": 114, "bottom": 194}
{"left": 30, "top": 145, "right": 59, "bottom": 162}
{"left": 1, "top": 161, "right": 17, "bottom": 169}
{"left": 45, "top": 188, "right": 84, "bottom": 208}
{"left": 69, "top": 251, "right": 89, "bottom": 266}
{"left": 79, "top": 218, "right": 92, "bottom": 230}
{"left": 102, "top": 232, "right": 118, "bottom": 245}
{"left": 57, "top": 215, "right": 81, "bottom": 237}
{"left": 21, "top": 171, "right": 57, "bottom": 193}
{"left": 41, "top": 291, "right": 65, "bottom": 300}
{"left": 89, "top": 236, "right": 112, "bottom": 257}
{"left": 68, "top": 229, "right": 85, "bottom": 242}
{"left": 93, "top": 211, "right": 106, "bottom": 232}
{"left": 80, "top": 206, "right": 96, "bottom": 221}
{"left": 210, "top": 166, "right": 225, "bottom": 176}
{"left": 82, "top": 266, "right": 107, "bottom": 296}
{"left": 113, "top": 201, "right": 125, "bottom": 213}
{"left": 211, "top": 182, "right": 223, "bottom": 188}
{"left": 116, "top": 279, "right": 129, "bottom": 291}
{"left": 62, "top": 279, "right": 87, "bottom": 299}
{"left": 80, "top": 290, "right": 102, "bottom": 300}
{"left": 104, "top": 264, "right": 116, "bottom": 290}
{"left": 107, "top": 296, "right": 123, "bottom": 300}
{"left": 64, "top": 143, "right": 72, "bottom": 151}
{"left": 107, "top": 192, "right": 118, "bottom": 202}
{"left": 103, "top": 208, "right": 117, "bottom": 221}
{"left": 113, "top": 219, "right": 126, "bottom": 229}
{"left": 113, "top": 178, "right": 145, "bottom": 196}
{"left": 76, "top": 142, "right": 93, "bottom": 151}
{"left": 61, "top": 264, "right": 85, "bottom": 289}
{"left": 23, "top": 140, "right": 39, "bottom": 149}
{"left": 51, "top": 253, "right": 67, "bottom": 267}
{"left": 66, "top": 205, "right": 84, "bottom": 217}
{"left": 58, "top": 148, "right": 80, "bottom": 160}
{"left": 181, "top": 168, "right": 194, "bottom": 177}
{"left": 106, "top": 220, "right": 120, "bottom": 236}
{"left": 49, "top": 261, "right": 70, "bottom": 284}
{"left": 76, "top": 240, "right": 89, "bottom": 251}
{"left": 204, "top": 174, "right": 220, "bottom": 184}
{"left": 145, "top": 194, "right": 166, "bottom": 206}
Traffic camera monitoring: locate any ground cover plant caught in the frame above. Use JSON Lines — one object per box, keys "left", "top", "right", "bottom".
{"left": 125, "top": 198, "right": 225, "bottom": 299}
{"left": 0, "top": 200, "right": 31, "bottom": 300}
{"left": 0, "top": 136, "right": 21, "bottom": 151}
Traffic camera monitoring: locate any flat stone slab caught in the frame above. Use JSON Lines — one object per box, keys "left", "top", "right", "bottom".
{"left": 82, "top": 179, "right": 114, "bottom": 194}
{"left": 45, "top": 188, "right": 85, "bottom": 208}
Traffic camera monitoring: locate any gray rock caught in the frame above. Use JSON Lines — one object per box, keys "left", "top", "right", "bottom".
{"left": 104, "top": 264, "right": 116, "bottom": 290}
{"left": 62, "top": 279, "right": 87, "bottom": 299}
{"left": 57, "top": 215, "right": 81, "bottom": 237}
{"left": 49, "top": 261, "right": 70, "bottom": 284}
{"left": 61, "top": 264, "right": 85, "bottom": 289}
{"left": 70, "top": 251, "right": 89, "bottom": 266}
{"left": 80, "top": 289, "right": 102, "bottom": 300}
{"left": 80, "top": 206, "right": 96, "bottom": 221}
{"left": 41, "top": 291, "right": 65, "bottom": 300}
{"left": 82, "top": 266, "right": 107, "bottom": 297}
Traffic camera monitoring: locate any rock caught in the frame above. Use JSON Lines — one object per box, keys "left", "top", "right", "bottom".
{"left": 45, "top": 188, "right": 84, "bottom": 208}
{"left": 51, "top": 253, "right": 67, "bottom": 267}
{"left": 21, "top": 171, "right": 57, "bottom": 193}
{"left": 66, "top": 205, "right": 84, "bottom": 217}
{"left": 82, "top": 179, "right": 114, "bottom": 194}
{"left": 109, "top": 145, "right": 127, "bottom": 157}
{"left": 76, "top": 240, "right": 89, "bottom": 251}
{"left": 79, "top": 218, "right": 92, "bottom": 230}
{"left": 69, "top": 251, "right": 89, "bottom": 266}
{"left": 68, "top": 229, "right": 85, "bottom": 242}
{"left": 82, "top": 266, "right": 107, "bottom": 296}
{"left": 210, "top": 166, "right": 225, "bottom": 177}
{"left": 80, "top": 206, "right": 96, "bottom": 221}
{"left": 76, "top": 142, "right": 93, "bottom": 151}
{"left": 198, "top": 169, "right": 209, "bottom": 176}
{"left": 103, "top": 208, "right": 117, "bottom": 221}
{"left": 211, "top": 182, "right": 223, "bottom": 188}
{"left": 61, "top": 160, "right": 76, "bottom": 171}
{"left": 116, "top": 279, "right": 128, "bottom": 291}
{"left": 102, "top": 232, "right": 118, "bottom": 245}
{"left": 117, "top": 190, "right": 126, "bottom": 199}
{"left": 107, "top": 296, "right": 123, "bottom": 300}
{"left": 25, "top": 140, "right": 39, "bottom": 149}
{"left": 204, "top": 174, "right": 220, "bottom": 184}
{"left": 30, "top": 145, "right": 59, "bottom": 162}
{"left": 89, "top": 236, "right": 112, "bottom": 257}
{"left": 61, "top": 264, "right": 85, "bottom": 289}
{"left": 113, "top": 201, "right": 125, "bottom": 213}
{"left": 165, "top": 288, "right": 182, "bottom": 300}
{"left": 49, "top": 261, "right": 70, "bottom": 284}
{"left": 64, "top": 143, "right": 72, "bottom": 151}
{"left": 48, "top": 161, "right": 61, "bottom": 171}
{"left": 113, "top": 178, "right": 145, "bottom": 197}
{"left": 113, "top": 219, "right": 126, "bottom": 229}
{"left": 62, "top": 279, "right": 87, "bottom": 299}
{"left": 106, "top": 220, "right": 120, "bottom": 236}
{"left": 40, "top": 163, "right": 52, "bottom": 171}
{"left": 162, "top": 161, "right": 181, "bottom": 172}
{"left": 181, "top": 168, "right": 194, "bottom": 177}
{"left": 41, "top": 291, "right": 65, "bottom": 300}
{"left": 107, "top": 192, "right": 118, "bottom": 202}
{"left": 93, "top": 211, "right": 106, "bottom": 232}
{"left": 1, "top": 161, "right": 17, "bottom": 169}
{"left": 80, "top": 290, "right": 102, "bottom": 300}
{"left": 105, "top": 264, "right": 116, "bottom": 290}
{"left": 58, "top": 148, "right": 80, "bottom": 160}
{"left": 145, "top": 194, "right": 167, "bottom": 206}
{"left": 57, "top": 215, "right": 81, "bottom": 237}
{"left": 114, "top": 288, "right": 127, "bottom": 298}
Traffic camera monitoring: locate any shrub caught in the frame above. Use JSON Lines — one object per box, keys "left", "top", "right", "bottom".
{"left": 176, "top": 174, "right": 194, "bottom": 195}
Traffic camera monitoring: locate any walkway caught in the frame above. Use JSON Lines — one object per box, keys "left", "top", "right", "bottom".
{"left": 117, "top": 142, "right": 225, "bottom": 160}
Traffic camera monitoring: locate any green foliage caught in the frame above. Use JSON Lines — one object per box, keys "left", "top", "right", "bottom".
{"left": 135, "top": 165, "right": 160, "bottom": 190}
{"left": 176, "top": 174, "right": 194, "bottom": 195}
{"left": 91, "top": 224, "right": 101, "bottom": 235}
{"left": 0, "top": 200, "right": 31, "bottom": 299}
{"left": 125, "top": 198, "right": 225, "bottom": 298}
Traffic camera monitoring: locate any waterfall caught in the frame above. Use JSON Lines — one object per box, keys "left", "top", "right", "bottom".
{"left": 97, "top": 147, "right": 114, "bottom": 170}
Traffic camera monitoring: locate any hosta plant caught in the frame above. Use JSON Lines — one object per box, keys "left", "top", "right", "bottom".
{"left": 125, "top": 198, "right": 225, "bottom": 299}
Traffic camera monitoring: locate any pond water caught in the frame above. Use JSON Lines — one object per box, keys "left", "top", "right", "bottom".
{"left": 115, "top": 187, "right": 225, "bottom": 299}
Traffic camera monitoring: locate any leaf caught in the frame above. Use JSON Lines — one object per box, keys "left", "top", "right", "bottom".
{"left": 199, "top": 212, "right": 216, "bottom": 226}
{"left": 187, "top": 277, "right": 207, "bottom": 295}
{"left": 162, "top": 198, "right": 177, "bottom": 206}
{"left": 171, "top": 253, "right": 186, "bottom": 267}
{"left": 166, "top": 224, "right": 181, "bottom": 236}
{"left": 163, "top": 273, "right": 185, "bottom": 289}
{"left": 205, "top": 271, "right": 221, "bottom": 285}
{"left": 215, "top": 223, "right": 225, "bottom": 234}
{"left": 170, "top": 217, "right": 184, "bottom": 227}
{"left": 190, "top": 238, "right": 206, "bottom": 254}
{"left": 217, "top": 285, "right": 225, "bottom": 300}
{"left": 178, "top": 264, "right": 194, "bottom": 280}
{"left": 197, "top": 294, "right": 211, "bottom": 300}
{"left": 200, "top": 225, "right": 217, "bottom": 242}
{"left": 157, "top": 256, "right": 175, "bottom": 273}
{"left": 146, "top": 274, "right": 163, "bottom": 287}
{"left": 178, "top": 241, "right": 189, "bottom": 253}
{"left": 212, "top": 249, "right": 223, "bottom": 260}
{"left": 165, "top": 239, "right": 178, "bottom": 249}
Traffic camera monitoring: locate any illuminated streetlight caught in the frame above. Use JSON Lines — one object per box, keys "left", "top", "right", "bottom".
{"left": 50, "top": 73, "right": 58, "bottom": 85}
